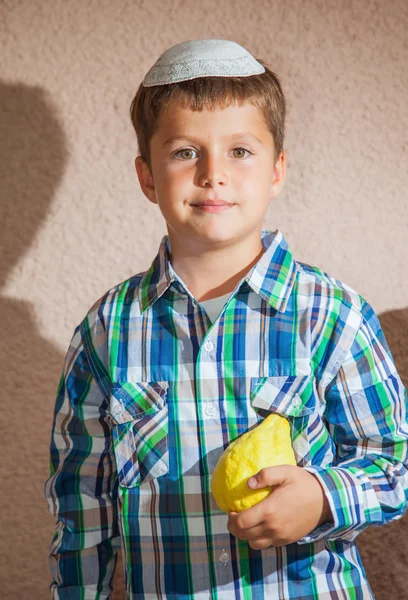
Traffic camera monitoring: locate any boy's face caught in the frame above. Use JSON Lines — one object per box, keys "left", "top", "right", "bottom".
{"left": 135, "top": 100, "right": 286, "bottom": 252}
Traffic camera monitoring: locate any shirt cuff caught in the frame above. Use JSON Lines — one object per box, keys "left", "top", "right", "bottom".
{"left": 296, "top": 465, "right": 379, "bottom": 544}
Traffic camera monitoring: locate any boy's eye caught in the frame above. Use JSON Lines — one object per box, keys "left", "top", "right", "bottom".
{"left": 173, "top": 147, "right": 253, "bottom": 160}
{"left": 232, "top": 147, "right": 252, "bottom": 159}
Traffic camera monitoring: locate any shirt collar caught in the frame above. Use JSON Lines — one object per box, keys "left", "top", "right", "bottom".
{"left": 138, "top": 229, "right": 297, "bottom": 314}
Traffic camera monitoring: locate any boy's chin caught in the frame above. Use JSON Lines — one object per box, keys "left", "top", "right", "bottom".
{"left": 178, "top": 224, "right": 258, "bottom": 247}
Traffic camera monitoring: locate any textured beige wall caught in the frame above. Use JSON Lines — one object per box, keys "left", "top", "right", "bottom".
{"left": 0, "top": 1, "right": 407, "bottom": 598}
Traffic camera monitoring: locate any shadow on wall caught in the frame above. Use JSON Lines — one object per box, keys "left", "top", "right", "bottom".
{"left": 357, "top": 307, "right": 408, "bottom": 600}
{"left": 0, "top": 80, "right": 407, "bottom": 600}
{"left": 0, "top": 80, "right": 68, "bottom": 599}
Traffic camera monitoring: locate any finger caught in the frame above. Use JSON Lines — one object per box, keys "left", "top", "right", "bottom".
{"left": 236, "top": 466, "right": 296, "bottom": 530}
{"left": 248, "top": 536, "right": 276, "bottom": 550}
{"left": 248, "top": 464, "right": 294, "bottom": 490}
{"left": 236, "top": 523, "right": 267, "bottom": 541}
{"left": 233, "top": 495, "right": 273, "bottom": 530}
{"left": 227, "top": 514, "right": 266, "bottom": 539}
{"left": 228, "top": 511, "right": 253, "bottom": 535}
{"left": 230, "top": 466, "right": 296, "bottom": 531}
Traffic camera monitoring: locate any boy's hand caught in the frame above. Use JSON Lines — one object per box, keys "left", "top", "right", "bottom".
{"left": 227, "top": 465, "right": 332, "bottom": 548}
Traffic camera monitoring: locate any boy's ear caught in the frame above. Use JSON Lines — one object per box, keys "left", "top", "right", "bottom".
{"left": 270, "top": 150, "right": 286, "bottom": 199}
{"left": 135, "top": 156, "right": 158, "bottom": 205}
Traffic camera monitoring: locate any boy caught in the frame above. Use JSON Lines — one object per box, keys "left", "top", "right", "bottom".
{"left": 44, "top": 39, "right": 408, "bottom": 599}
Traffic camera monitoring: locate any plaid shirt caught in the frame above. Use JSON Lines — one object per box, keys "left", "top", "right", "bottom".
{"left": 44, "top": 228, "right": 408, "bottom": 599}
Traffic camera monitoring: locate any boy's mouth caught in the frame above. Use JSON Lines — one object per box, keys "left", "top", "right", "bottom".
{"left": 191, "top": 202, "right": 234, "bottom": 213}
{"left": 191, "top": 198, "right": 234, "bottom": 212}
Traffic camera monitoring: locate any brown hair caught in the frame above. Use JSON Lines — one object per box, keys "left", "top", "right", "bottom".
{"left": 129, "top": 58, "right": 286, "bottom": 173}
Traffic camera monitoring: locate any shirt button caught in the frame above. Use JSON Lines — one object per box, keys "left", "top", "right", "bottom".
{"left": 205, "top": 404, "right": 218, "bottom": 418}
{"left": 112, "top": 403, "right": 124, "bottom": 417}
{"left": 292, "top": 396, "right": 301, "bottom": 408}
{"left": 219, "top": 549, "right": 229, "bottom": 566}
{"left": 204, "top": 339, "right": 214, "bottom": 352}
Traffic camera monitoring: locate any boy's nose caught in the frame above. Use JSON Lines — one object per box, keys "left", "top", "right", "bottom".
{"left": 197, "top": 154, "right": 229, "bottom": 187}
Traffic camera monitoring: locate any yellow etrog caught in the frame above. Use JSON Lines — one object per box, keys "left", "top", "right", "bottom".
{"left": 211, "top": 413, "right": 296, "bottom": 513}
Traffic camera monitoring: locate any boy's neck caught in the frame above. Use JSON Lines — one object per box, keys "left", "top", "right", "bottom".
{"left": 168, "top": 232, "right": 265, "bottom": 302}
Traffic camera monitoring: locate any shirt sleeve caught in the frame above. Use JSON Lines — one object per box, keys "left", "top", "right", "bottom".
{"left": 299, "top": 297, "right": 408, "bottom": 544}
{"left": 44, "top": 322, "right": 121, "bottom": 599}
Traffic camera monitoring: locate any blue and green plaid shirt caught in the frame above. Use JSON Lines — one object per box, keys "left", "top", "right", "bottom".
{"left": 44, "top": 228, "right": 408, "bottom": 599}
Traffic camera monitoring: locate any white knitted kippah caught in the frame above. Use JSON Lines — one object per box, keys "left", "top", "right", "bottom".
{"left": 143, "top": 39, "right": 265, "bottom": 87}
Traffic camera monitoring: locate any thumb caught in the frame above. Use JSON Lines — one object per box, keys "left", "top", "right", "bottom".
{"left": 247, "top": 465, "right": 292, "bottom": 489}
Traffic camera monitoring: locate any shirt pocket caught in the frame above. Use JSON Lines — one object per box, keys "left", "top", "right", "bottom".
{"left": 250, "top": 374, "right": 316, "bottom": 466}
{"left": 109, "top": 380, "right": 169, "bottom": 488}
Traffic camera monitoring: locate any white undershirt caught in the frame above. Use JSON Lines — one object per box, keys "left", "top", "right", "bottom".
{"left": 198, "top": 291, "right": 234, "bottom": 323}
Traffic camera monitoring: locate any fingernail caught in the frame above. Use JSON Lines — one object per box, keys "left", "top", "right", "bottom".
{"left": 247, "top": 477, "right": 257, "bottom": 488}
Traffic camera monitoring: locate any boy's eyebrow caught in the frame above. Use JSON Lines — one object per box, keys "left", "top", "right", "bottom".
{"left": 163, "top": 132, "right": 264, "bottom": 147}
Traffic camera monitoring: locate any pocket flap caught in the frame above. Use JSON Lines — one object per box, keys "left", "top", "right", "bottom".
{"left": 250, "top": 375, "right": 315, "bottom": 417}
{"left": 110, "top": 381, "right": 169, "bottom": 424}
